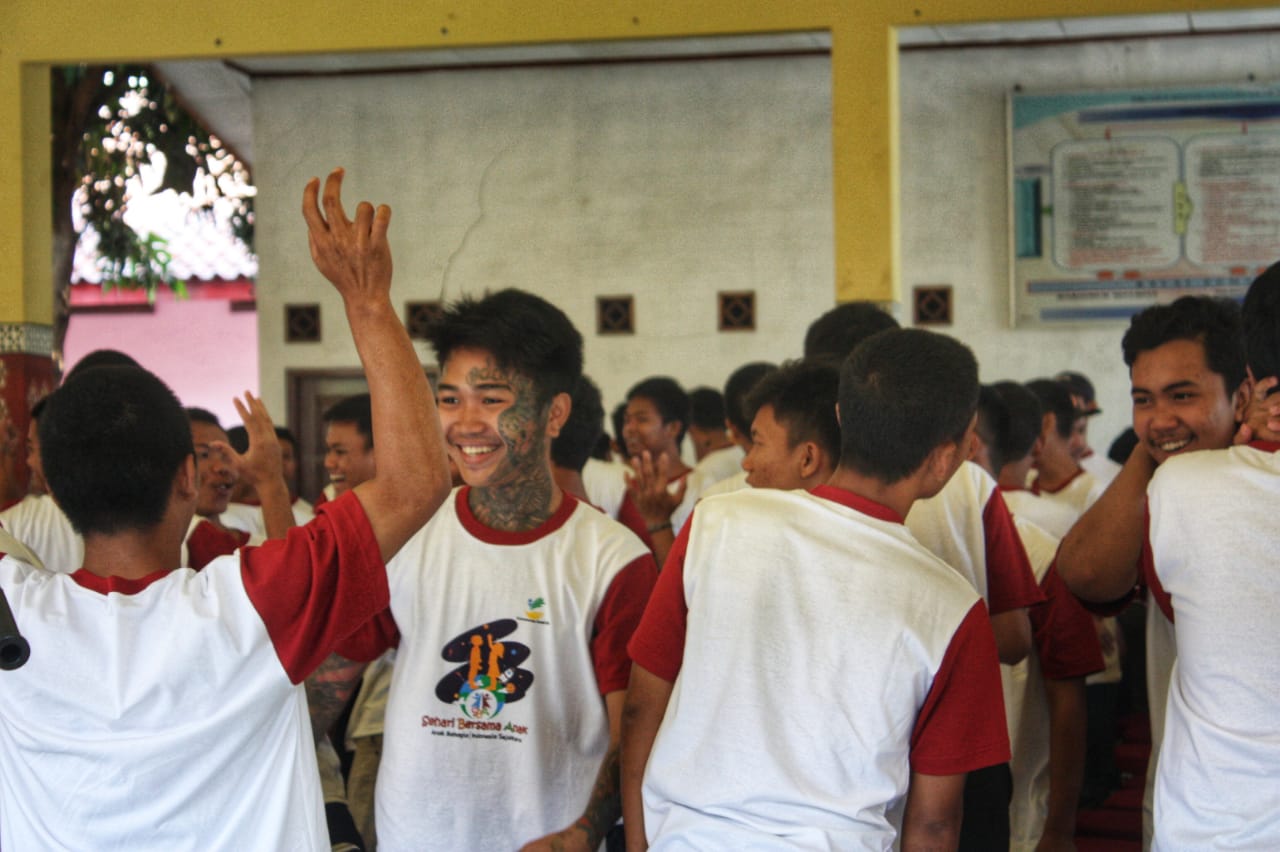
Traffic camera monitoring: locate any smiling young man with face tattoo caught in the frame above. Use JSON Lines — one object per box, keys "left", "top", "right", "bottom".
{"left": 321, "top": 289, "right": 658, "bottom": 852}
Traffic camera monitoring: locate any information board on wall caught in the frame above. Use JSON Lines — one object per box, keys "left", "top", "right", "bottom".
{"left": 1009, "top": 84, "right": 1280, "bottom": 326}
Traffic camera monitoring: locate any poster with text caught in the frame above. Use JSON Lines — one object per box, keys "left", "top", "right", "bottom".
{"left": 1009, "top": 85, "right": 1280, "bottom": 326}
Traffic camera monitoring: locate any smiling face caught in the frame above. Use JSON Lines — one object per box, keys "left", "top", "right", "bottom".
{"left": 324, "top": 421, "right": 376, "bottom": 496}
{"left": 436, "top": 347, "right": 554, "bottom": 490}
{"left": 622, "top": 396, "right": 680, "bottom": 460}
{"left": 743, "top": 405, "right": 809, "bottom": 491}
{"left": 191, "top": 420, "right": 235, "bottom": 517}
{"left": 1130, "top": 337, "right": 1244, "bottom": 465}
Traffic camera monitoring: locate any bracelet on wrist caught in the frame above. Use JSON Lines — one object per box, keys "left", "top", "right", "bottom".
{"left": 647, "top": 521, "right": 673, "bottom": 533}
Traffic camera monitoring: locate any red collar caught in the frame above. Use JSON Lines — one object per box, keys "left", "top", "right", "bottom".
{"left": 455, "top": 487, "right": 580, "bottom": 545}
{"left": 809, "top": 485, "right": 904, "bottom": 525}
{"left": 1032, "top": 467, "right": 1085, "bottom": 496}
{"left": 70, "top": 568, "right": 175, "bottom": 596}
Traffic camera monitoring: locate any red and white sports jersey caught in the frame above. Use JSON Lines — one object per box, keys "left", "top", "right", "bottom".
{"left": 337, "top": 487, "right": 656, "bottom": 852}
{"left": 1148, "top": 441, "right": 1280, "bottom": 851}
{"left": 0, "top": 494, "right": 83, "bottom": 572}
{"left": 0, "top": 492, "right": 386, "bottom": 850}
{"left": 630, "top": 485, "right": 1009, "bottom": 850}
{"left": 906, "top": 461, "right": 1044, "bottom": 613}
{"left": 1004, "top": 517, "right": 1104, "bottom": 852}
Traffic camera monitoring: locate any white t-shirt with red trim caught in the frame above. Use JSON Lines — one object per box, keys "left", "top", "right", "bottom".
{"left": 629, "top": 485, "right": 1009, "bottom": 850}
{"left": 336, "top": 487, "right": 657, "bottom": 852}
{"left": 1031, "top": 467, "right": 1106, "bottom": 515}
{"left": 905, "top": 461, "right": 1045, "bottom": 614}
{"left": 1147, "top": 441, "right": 1280, "bottom": 851}
{"left": 999, "top": 486, "right": 1081, "bottom": 540}
{"left": 0, "top": 493, "right": 83, "bottom": 572}
{"left": 1005, "top": 517, "right": 1105, "bottom": 852}
{"left": 0, "top": 492, "right": 387, "bottom": 850}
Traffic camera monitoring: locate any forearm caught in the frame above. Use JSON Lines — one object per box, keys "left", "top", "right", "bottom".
{"left": 574, "top": 741, "right": 622, "bottom": 849}
{"left": 256, "top": 476, "right": 296, "bottom": 541}
{"left": 621, "top": 668, "right": 675, "bottom": 851}
{"left": 1040, "top": 677, "right": 1088, "bottom": 844}
{"left": 648, "top": 527, "right": 674, "bottom": 573}
{"left": 1056, "top": 445, "right": 1155, "bottom": 602}
{"left": 347, "top": 299, "right": 451, "bottom": 557}
{"left": 991, "top": 609, "right": 1032, "bottom": 665}
{"left": 305, "top": 652, "right": 369, "bottom": 743}
{"left": 900, "top": 771, "right": 964, "bottom": 852}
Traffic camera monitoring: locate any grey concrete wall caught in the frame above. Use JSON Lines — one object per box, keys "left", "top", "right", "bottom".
{"left": 252, "top": 55, "right": 835, "bottom": 420}
{"left": 253, "top": 33, "right": 1280, "bottom": 454}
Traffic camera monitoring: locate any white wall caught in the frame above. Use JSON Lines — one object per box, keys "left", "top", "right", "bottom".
{"left": 898, "top": 32, "right": 1280, "bottom": 453}
{"left": 251, "top": 33, "right": 1280, "bottom": 452}
{"left": 252, "top": 56, "right": 835, "bottom": 419}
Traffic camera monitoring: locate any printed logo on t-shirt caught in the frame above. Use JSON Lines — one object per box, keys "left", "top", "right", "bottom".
{"left": 524, "top": 597, "right": 546, "bottom": 620}
{"left": 434, "top": 619, "right": 534, "bottom": 721}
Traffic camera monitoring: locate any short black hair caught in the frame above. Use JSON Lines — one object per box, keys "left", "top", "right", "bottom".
{"left": 1025, "top": 379, "right": 1079, "bottom": 440}
{"left": 744, "top": 360, "right": 840, "bottom": 463}
{"left": 980, "top": 381, "right": 1043, "bottom": 471}
{"left": 63, "top": 349, "right": 141, "bottom": 384}
{"left": 225, "top": 425, "right": 250, "bottom": 454}
{"left": 1055, "top": 370, "right": 1097, "bottom": 407}
{"left": 1121, "top": 296, "right": 1246, "bottom": 393}
{"left": 40, "top": 366, "right": 194, "bottom": 536}
{"left": 551, "top": 375, "right": 605, "bottom": 472}
{"left": 723, "top": 362, "right": 777, "bottom": 436}
{"left": 837, "top": 329, "right": 978, "bottom": 483}
{"left": 610, "top": 402, "right": 626, "bottom": 448}
{"left": 687, "top": 387, "right": 726, "bottom": 431}
{"left": 324, "top": 394, "right": 373, "bottom": 449}
{"left": 427, "top": 288, "right": 583, "bottom": 408}
{"left": 804, "top": 302, "right": 899, "bottom": 364}
{"left": 1108, "top": 427, "right": 1139, "bottom": 465}
{"left": 1243, "top": 261, "right": 1280, "bottom": 387}
{"left": 626, "top": 377, "right": 690, "bottom": 445}
{"left": 186, "top": 407, "right": 223, "bottom": 430}
{"left": 274, "top": 426, "right": 299, "bottom": 450}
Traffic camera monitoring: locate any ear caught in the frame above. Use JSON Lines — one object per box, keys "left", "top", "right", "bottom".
{"left": 175, "top": 455, "right": 198, "bottom": 501}
{"left": 663, "top": 418, "right": 684, "bottom": 443}
{"left": 796, "top": 441, "right": 821, "bottom": 479}
{"left": 544, "top": 392, "right": 572, "bottom": 439}
{"left": 927, "top": 438, "right": 963, "bottom": 487}
{"left": 1234, "top": 371, "right": 1254, "bottom": 422}
{"left": 1041, "top": 412, "right": 1056, "bottom": 439}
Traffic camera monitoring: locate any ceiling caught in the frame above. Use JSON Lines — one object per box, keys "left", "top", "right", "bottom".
{"left": 154, "top": 9, "right": 1280, "bottom": 168}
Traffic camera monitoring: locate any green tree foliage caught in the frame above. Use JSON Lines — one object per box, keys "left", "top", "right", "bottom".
{"left": 50, "top": 64, "right": 253, "bottom": 352}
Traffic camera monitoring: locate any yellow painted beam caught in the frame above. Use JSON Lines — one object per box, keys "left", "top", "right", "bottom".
{"left": 1, "top": 0, "right": 1271, "bottom": 325}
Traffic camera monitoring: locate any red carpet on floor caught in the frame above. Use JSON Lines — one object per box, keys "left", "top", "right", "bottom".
{"left": 1075, "top": 712, "right": 1149, "bottom": 847}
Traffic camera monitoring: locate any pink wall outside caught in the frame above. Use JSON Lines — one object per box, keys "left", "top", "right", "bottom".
{"left": 64, "top": 293, "right": 259, "bottom": 430}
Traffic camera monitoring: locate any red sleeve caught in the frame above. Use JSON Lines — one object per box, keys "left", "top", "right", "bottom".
{"left": 188, "top": 521, "right": 249, "bottom": 571}
{"left": 983, "top": 491, "right": 1045, "bottom": 614}
{"left": 333, "top": 607, "right": 401, "bottom": 663}
{"left": 1032, "top": 564, "right": 1105, "bottom": 680}
{"left": 616, "top": 493, "right": 656, "bottom": 554}
{"left": 627, "top": 519, "right": 693, "bottom": 682}
{"left": 590, "top": 553, "right": 659, "bottom": 694}
{"left": 240, "top": 491, "right": 391, "bottom": 683}
{"left": 910, "top": 601, "right": 1011, "bottom": 775}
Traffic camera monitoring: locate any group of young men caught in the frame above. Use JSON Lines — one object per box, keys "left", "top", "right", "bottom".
{"left": 0, "top": 167, "right": 1276, "bottom": 852}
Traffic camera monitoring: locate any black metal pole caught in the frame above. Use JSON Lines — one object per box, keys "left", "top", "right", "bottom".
{"left": 0, "top": 587, "right": 30, "bottom": 670}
